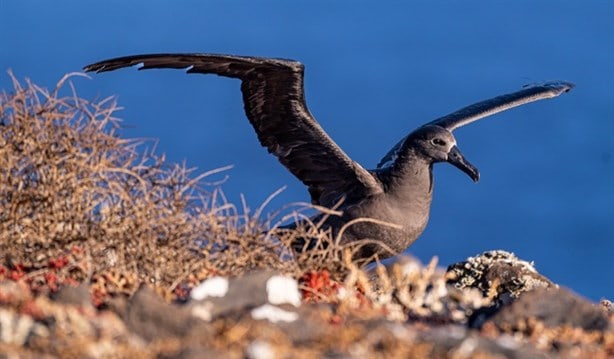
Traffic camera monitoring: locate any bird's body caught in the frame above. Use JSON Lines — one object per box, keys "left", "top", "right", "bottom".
{"left": 84, "top": 53, "right": 573, "bottom": 260}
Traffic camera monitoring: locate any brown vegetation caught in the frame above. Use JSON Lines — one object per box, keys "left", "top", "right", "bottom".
{"left": 0, "top": 73, "right": 362, "bottom": 301}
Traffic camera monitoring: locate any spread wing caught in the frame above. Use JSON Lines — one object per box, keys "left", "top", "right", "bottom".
{"left": 84, "top": 53, "right": 383, "bottom": 207}
{"left": 377, "top": 81, "right": 574, "bottom": 169}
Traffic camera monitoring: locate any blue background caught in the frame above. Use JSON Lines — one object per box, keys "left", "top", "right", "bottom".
{"left": 1, "top": 2, "right": 612, "bottom": 301}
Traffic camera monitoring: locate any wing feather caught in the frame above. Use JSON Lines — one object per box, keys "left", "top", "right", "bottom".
{"left": 85, "top": 53, "right": 383, "bottom": 207}
{"left": 377, "top": 81, "right": 574, "bottom": 169}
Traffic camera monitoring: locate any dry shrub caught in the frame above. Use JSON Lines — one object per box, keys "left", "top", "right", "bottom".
{"left": 0, "top": 72, "right": 358, "bottom": 295}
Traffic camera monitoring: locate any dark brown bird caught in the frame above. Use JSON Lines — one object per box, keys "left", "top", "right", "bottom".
{"left": 84, "top": 53, "right": 574, "bottom": 260}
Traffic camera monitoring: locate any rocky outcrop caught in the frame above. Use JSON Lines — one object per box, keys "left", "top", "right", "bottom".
{"left": 0, "top": 250, "right": 612, "bottom": 358}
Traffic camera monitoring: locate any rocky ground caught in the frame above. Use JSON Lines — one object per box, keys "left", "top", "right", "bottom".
{"left": 0, "top": 250, "right": 612, "bottom": 358}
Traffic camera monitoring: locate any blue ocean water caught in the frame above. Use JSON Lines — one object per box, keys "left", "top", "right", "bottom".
{"left": 1, "top": 2, "right": 612, "bottom": 301}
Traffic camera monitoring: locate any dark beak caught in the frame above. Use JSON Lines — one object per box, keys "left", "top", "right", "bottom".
{"left": 447, "top": 145, "right": 480, "bottom": 182}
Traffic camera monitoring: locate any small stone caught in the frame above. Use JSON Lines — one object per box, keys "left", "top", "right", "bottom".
{"left": 266, "top": 275, "right": 301, "bottom": 307}
{"left": 245, "top": 340, "right": 275, "bottom": 359}
{"left": 447, "top": 250, "right": 553, "bottom": 300}
{"left": 52, "top": 283, "right": 93, "bottom": 308}
{"left": 251, "top": 304, "right": 299, "bottom": 323}
{"left": 191, "top": 276, "right": 229, "bottom": 300}
{"left": 487, "top": 287, "right": 609, "bottom": 331}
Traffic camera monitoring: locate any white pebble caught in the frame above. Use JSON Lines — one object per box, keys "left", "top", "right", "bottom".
{"left": 251, "top": 304, "right": 298, "bottom": 323}
{"left": 190, "top": 276, "right": 229, "bottom": 300}
{"left": 266, "top": 275, "right": 301, "bottom": 307}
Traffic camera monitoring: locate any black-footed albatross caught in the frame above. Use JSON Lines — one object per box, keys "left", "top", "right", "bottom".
{"left": 84, "top": 53, "right": 574, "bottom": 260}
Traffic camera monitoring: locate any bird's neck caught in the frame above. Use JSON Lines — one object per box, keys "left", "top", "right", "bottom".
{"left": 376, "top": 151, "right": 434, "bottom": 237}
{"left": 379, "top": 150, "right": 432, "bottom": 226}
{"left": 387, "top": 150, "right": 434, "bottom": 200}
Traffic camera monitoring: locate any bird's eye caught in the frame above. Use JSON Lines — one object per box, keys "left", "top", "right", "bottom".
{"left": 432, "top": 138, "right": 446, "bottom": 146}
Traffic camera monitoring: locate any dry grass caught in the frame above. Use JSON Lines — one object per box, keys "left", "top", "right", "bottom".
{"left": 0, "top": 72, "right": 359, "bottom": 298}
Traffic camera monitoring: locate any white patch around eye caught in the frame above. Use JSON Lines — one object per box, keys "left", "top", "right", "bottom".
{"left": 448, "top": 139, "right": 457, "bottom": 151}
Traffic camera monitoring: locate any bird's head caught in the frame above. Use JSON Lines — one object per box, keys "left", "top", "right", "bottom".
{"left": 409, "top": 125, "right": 480, "bottom": 182}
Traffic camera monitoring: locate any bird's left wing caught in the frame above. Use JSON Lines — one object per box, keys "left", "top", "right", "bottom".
{"left": 85, "top": 54, "right": 383, "bottom": 207}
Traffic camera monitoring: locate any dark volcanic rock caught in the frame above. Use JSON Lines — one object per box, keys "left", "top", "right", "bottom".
{"left": 51, "top": 283, "right": 92, "bottom": 308}
{"left": 488, "top": 287, "right": 609, "bottom": 331}
{"left": 416, "top": 325, "right": 552, "bottom": 359}
{"left": 120, "top": 285, "right": 206, "bottom": 341}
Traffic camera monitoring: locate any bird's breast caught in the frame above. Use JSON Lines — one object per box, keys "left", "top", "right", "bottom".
{"left": 333, "top": 194, "right": 432, "bottom": 256}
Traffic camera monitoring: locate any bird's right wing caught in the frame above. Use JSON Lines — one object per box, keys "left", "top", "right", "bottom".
{"left": 85, "top": 54, "right": 383, "bottom": 207}
{"left": 427, "top": 81, "right": 574, "bottom": 131}
{"left": 377, "top": 81, "right": 574, "bottom": 169}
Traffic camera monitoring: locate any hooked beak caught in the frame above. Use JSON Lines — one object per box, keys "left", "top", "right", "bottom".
{"left": 447, "top": 145, "right": 480, "bottom": 182}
